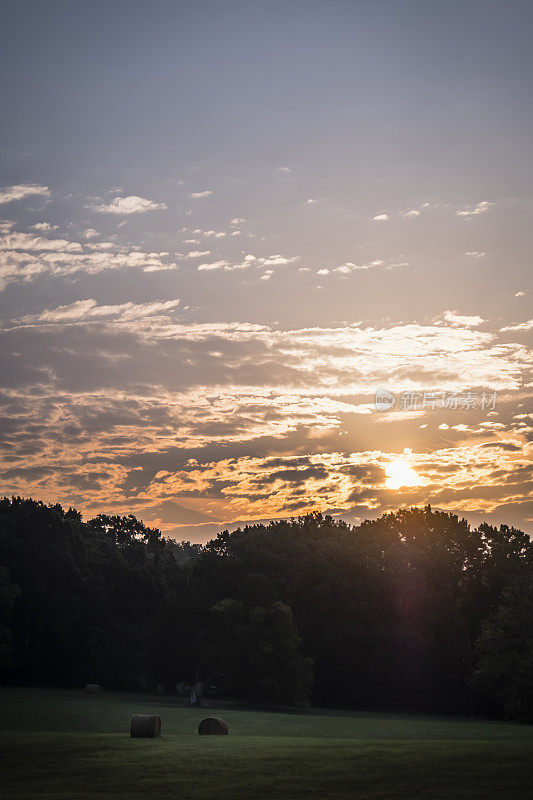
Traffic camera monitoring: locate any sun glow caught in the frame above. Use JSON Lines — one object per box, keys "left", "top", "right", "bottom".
{"left": 385, "top": 458, "right": 422, "bottom": 491}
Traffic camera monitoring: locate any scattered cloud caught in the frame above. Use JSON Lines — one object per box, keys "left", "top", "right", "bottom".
{"left": 331, "top": 260, "right": 393, "bottom": 274}
{"left": 199, "top": 253, "right": 301, "bottom": 272}
{"left": 439, "top": 310, "right": 486, "bottom": 327}
{"left": 0, "top": 226, "right": 177, "bottom": 289}
{"left": 31, "top": 222, "right": 59, "bottom": 232}
{"left": 189, "top": 191, "right": 212, "bottom": 199}
{"left": 184, "top": 250, "right": 211, "bottom": 259}
{"left": 372, "top": 213, "right": 389, "bottom": 222}
{"left": 197, "top": 260, "right": 231, "bottom": 271}
{"left": 500, "top": 319, "right": 533, "bottom": 332}
{"left": 259, "top": 254, "right": 298, "bottom": 266}
{"left": 465, "top": 251, "right": 486, "bottom": 258}
{"left": 91, "top": 195, "right": 167, "bottom": 214}
{"left": 0, "top": 184, "right": 50, "bottom": 204}
{"left": 20, "top": 298, "right": 180, "bottom": 324}
{"left": 1, "top": 231, "right": 82, "bottom": 253}
{"left": 192, "top": 228, "right": 226, "bottom": 238}
{"left": 456, "top": 201, "right": 494, "bottom": 218}
{"left": 401, "top": 202, "right": 432, "bottom": 220}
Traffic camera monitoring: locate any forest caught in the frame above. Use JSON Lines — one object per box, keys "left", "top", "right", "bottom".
{"left": 0, "top": 496, "right": 531, "bottom": 721}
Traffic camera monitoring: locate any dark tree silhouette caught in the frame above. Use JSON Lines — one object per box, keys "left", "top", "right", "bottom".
{"left": 0, "top": 497, "right": 530, "bottom": 715}
{"left": 473, "top": 576, "right": 533, "bottom": 721}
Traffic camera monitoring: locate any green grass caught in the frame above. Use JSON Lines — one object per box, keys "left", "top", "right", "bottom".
{"left": 1, "top": 688, "right": 532, "bottom": 799}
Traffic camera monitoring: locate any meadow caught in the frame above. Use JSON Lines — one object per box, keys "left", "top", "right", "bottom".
{"left": 1, "top": 687, "right": 532, "bottom": 799}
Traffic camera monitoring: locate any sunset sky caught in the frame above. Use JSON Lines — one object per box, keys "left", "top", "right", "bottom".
{"left": 0, "top": 0, "right": 531, "bottom": 540}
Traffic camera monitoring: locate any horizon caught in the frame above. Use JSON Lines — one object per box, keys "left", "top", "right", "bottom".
{"left": 0, "top": 0, "right": 531, "bottom": 541}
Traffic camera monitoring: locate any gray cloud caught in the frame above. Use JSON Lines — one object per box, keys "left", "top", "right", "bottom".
{"left": 0, "top": 184, "right": 50, "bottom": 204}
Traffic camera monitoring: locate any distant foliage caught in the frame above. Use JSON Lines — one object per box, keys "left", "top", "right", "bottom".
{"left": 209, "top": 598, "right": 313, "bottom": 703}
{"left": 0, "top": 497, "right": 531, "bottom": 715}
{"left": 473, "top": 577, "right": 533, "bottom": 722}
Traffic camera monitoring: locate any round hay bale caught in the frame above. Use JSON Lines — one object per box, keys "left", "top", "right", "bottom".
{"left": 84, "top": 684, "right": 101, "bottom": 694}
{"left": 198, "top": 716, "right": 228, "bottom": 736}
{"left": 130, "top": 714, "right": 162, "bottom": 738}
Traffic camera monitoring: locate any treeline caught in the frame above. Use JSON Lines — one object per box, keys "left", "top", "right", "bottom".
{"left": 0, "top": 497, "right": 531, "bottom": 720}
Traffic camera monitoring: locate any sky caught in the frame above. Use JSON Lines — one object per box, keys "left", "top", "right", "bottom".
{"left": 0, "top": 0, "right": 531, "bottom": 540}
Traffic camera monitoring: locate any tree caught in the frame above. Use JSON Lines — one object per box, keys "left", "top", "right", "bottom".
{"left": 0, "top": 564, "right": 20, "bottom": 675}
{"left": 0, "top": 496, "right": 530, "bottom": 719}
{"left": 208, "top": 599, "right": 313, "bottom": 704}
{"left": 473, "top": 576, "right": 533, "bottom": 721}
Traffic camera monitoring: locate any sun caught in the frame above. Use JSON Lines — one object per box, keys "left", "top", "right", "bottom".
{"left": 385, "top": 458, "right": 422, "bottom": 491}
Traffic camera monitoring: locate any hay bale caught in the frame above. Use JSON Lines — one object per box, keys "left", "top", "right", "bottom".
{"left": 84, "top": 684, "right": 101, "bottom": 694}
{"left": 130, "top": 714, "right": 162, "bottom": 738}
{"left": 198, "top": 716, "right": 228, "bottom": 735}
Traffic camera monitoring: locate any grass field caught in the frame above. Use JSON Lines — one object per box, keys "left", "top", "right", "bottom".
{"left": 1, "top": 688, "right": 532, "bottom": 799}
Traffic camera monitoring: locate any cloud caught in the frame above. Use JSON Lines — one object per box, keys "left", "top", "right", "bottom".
{"left": 0, "top": 314, "right": 529, "bottom": 533}
{"left": 1, "top": 231, "right": 82, "bottom": 252}
{"left": 189, "top": 191, "right": 212, "bottom": 199}
{"left": 0, "top": 227, "right": 177, "bottom": 289}
{"left": 259, "top": 254, "right": 298, "bottom": 266}
{"left": 20, "top": 298, "right": 180, "bottom": 324}
{"left": 331, "top": 260, "right": 389, "bottom": 274}
{"left": 197, "top": 260, "right": 231, "bottom": 271}
{"left": 192, "top": 228, "right": 226, "bottom": 238}
{"left": 0, "top": 184, "right": 50, "bottom": 204}
{"left": 372, "top": 213, "right": 389, "bottom": 221}
{"left": 85, "top": 242, "right": 115, "bottom": 252}
{"left": 465, "top": 251, "right": 486, "bottom": 258}
{"left": 184, "top": 250, "right": 211, "bottom": 258}
{"left": 195, "top": 253, "right": 299, "bottom": 273}
{"left": 440, "top": 310, "right": 486, "bottom": 327}
{"left": 401, "top": 202, "right": 432, "bottom": 220}
{"left": 500, "top": 319, "right": 533, "bottom": 332}
{"left": 456, "top": 201, "right": 494, "bottom": 218}
{"left": 91, "top": 195, "right": 167, "bottom": 214}
{"left": 31, "top": 222, "right": 59, "bottom": 232}
{"left": 2, "top": 318, "right": 525, "bottom": 399}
